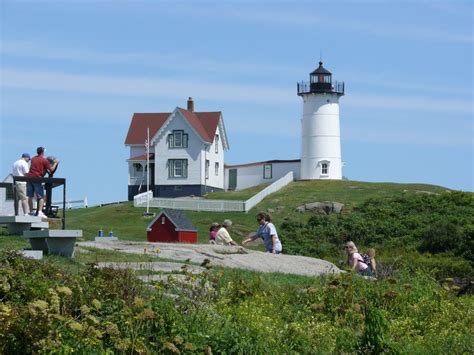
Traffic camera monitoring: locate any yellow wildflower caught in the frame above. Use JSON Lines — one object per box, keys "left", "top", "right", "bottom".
{"left": 56, "top": 286, "right": 73, "bottom": 296}
{"left": 133, "top": 297, "right": 145, "bottom": 308}
{"left": 80, "top": 305, "right": 91, "bottom": 314}
{"left": 68, "top": 321, "right": 83, "bottom": 331}
{"left": 92, "top": 299, "right": 102, "bottom": 310}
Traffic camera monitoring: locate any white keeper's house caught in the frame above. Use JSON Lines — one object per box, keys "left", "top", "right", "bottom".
{"left": 125, "top": 61, "right": 345, "bottom": 199}
{"left": 125, "top": 98, "right": 229, "bottom": 199}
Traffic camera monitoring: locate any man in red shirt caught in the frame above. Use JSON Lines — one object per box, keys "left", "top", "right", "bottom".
{"left": 27, "top": 147, "right": 59, "bottom": 218}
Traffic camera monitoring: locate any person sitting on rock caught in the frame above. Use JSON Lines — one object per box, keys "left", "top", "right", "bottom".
{"left": 345, "top": 241, "right": 372, "bottom": 276}
{"left": 209, "top": 222, "right": 219, "bottom": 244}
{"left": 215, "top": 219, "right": 238, "bottom": 246}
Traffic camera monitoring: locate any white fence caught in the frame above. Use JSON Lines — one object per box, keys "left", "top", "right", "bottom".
{"left": 244, "top": 171, "right": 293, "bottom": 211}
{"left": 133, "top": 171, "right": 294, "bottom": 213}
{"left": 52, "top": 197, "right": 88, "bottom": 209}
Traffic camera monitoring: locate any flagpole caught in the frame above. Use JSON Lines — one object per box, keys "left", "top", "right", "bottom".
{"left": 146, "top": 127, "right": 150, "bottom": 214}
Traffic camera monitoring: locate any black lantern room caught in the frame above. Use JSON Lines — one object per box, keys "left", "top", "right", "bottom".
{"left": 297, "top": 61, "right": 344, "bottom": 96}
{"left": 310, "top": 62, "right": 332, "bottom": 92}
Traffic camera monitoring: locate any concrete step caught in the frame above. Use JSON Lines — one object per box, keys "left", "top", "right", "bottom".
{"left": 0, "top": 215, "right": 47, "bottom": 234}
{"left": 0, "top": 215, "right": 43, "bottom": 224}
{"left": 31, "top": 221, "right": 50, "bottom": 229}
{"left": 23, "top": 229, "right": 83, "bottom": 257}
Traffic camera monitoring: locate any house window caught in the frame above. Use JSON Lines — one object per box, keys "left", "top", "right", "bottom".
{"left": 133, "top": 163, "right": 143, "bottom": 173}
{"left": 215, "top": 162, "right": 219, "bottom": 176}
{"left": 5, "top": 185, "right": 14, "bottom": 200}
{"left": 215, "top": 135, "right": 219, "bottom": 154}
{"left": 168, "top": 130, "right": 188, "bottom": 148}
{"left": 205, "top": 160, "right": 210, "bottom": 179}
{"left": 321, "top": 163, "right": 328, "bottom": 175}
{"left": 168, "top": 159, "right": 188, "bottom": 178}
{"left": 263, "top": 164, "right": 272, "bottom": 179}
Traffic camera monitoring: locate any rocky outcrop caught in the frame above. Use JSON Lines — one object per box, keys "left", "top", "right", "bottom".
{"left": 295, "top": 201, "right": 344, "bottom": 214}
{"left": 78, "top": 241, "right": 341, "bottom": 277}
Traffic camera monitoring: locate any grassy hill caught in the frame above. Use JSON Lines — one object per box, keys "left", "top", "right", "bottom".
{"left": 66, "top": 180, "right": 449, "bottom": 244}
{"left": 2, "top": 180, "right": 473, "bottom": 353}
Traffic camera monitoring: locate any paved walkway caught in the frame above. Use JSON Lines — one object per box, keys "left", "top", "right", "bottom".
{"left": 78, "top": 240, "right": 341, "bottom": 277}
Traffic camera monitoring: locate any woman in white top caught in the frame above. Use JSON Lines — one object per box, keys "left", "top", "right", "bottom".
{"left": 345, "top": 241, "right": 371, "bottom": 276}
{"left": 215, "top": 219, "right": 238, "bottom": 246}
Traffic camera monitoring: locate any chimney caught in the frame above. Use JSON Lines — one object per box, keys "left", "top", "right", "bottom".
{"left": 187, "top": 97, "right": 194, "bottom": 112}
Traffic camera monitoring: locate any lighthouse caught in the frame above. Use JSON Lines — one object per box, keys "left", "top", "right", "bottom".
{"left": 297, "top": 61, "right": 345, "bottom": 180}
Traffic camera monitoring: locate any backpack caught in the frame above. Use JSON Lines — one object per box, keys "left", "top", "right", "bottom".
{"left": 360, "top": 253, "right": 372, "bottom": 268}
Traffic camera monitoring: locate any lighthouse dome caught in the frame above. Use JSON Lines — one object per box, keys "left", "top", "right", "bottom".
{"left": 311, "top": 61, "right": 332, "bottom": 75}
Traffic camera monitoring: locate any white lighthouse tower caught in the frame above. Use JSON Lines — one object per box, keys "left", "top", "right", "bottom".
{"left": 297, "top": 61, "right": 345, "bottom": 180}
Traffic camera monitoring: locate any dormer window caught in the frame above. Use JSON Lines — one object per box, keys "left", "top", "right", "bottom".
{"left": 215, "top": 134, "right": 219, "bottom": 154}
{"left": 168, "top": 130, "right": 188, "bottom": 148}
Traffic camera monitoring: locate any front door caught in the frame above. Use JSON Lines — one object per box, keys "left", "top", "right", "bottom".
{"left": 228, "top": 169, "right": 237, "bottom": 190}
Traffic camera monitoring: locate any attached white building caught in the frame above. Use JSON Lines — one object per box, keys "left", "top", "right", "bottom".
{"left": 224, "top": 160, "right": 300, "bottom": 191}
{"left": 125, "top": 98, "right": 229, "bottom": 199}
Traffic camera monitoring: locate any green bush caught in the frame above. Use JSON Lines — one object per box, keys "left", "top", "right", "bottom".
{"left": 1, "top": 252, "right": 473, "bottom": 353}
{"left": 280, "top": 192, "right": 474, "bottom": 278}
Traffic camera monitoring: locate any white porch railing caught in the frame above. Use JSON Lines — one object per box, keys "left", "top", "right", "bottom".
{"left": 53, "top": 197, "right": 88, "bottom": 209}
{"left": 133, "top": 171, "right": 294, "bottom": 213}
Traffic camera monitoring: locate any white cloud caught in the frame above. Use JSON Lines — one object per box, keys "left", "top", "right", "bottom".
{"left": 185, "top": 5, "right": 473, "bottom": 44}
{"left": 0, "top": 39, "right": 296, "bottom": 78}
{"left": 344, "top": 125, "right": 473, "bottom": 147}
{"left": 345, "top": 93, "right": 472, "bottom": 115}
{"left": 2, "top": 68, "right": 472, "bottom": 120}
{"left": 1, "top": 68, "right": 294, "bottom": 104}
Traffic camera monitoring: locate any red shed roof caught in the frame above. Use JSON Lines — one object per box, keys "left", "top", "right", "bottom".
{"left": 124, "top": 108, "right": 222, "bottom": 145}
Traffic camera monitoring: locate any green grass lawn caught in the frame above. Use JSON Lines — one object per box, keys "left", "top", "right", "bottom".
{"left": 205, "top": 182, "right": 270, "bottom": 200}
{"left": 62, "top": 179, "right": 447, "bottom": 245}
{"left": 1, "top": 179, "right": 448, "bottom": 249}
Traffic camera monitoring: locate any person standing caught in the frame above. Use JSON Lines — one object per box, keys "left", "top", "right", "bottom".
{"left": 243, "top": 212, "right": 282, "bottom": 254}
{"left": 26, "top": 147, "right": 59, "bottom": 218}
{"left": 12, "top": 153, "right": 31, "bottom": 215}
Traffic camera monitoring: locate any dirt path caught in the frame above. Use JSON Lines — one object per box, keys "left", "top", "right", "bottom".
{"left": 78, "top": 240, "right": 341, "bottom": 277}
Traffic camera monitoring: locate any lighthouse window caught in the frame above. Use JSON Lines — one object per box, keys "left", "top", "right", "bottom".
{"left": 321, "top": 163, "right": 328, "bottom": 175}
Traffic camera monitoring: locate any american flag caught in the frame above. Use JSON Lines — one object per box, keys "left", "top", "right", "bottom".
{"left": 144, "top": 138, "right": 149, "bottom": 154}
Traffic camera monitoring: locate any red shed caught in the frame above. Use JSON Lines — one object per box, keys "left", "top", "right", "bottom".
{"left": 147, "top": 209, "right": 198, "bottom": 243}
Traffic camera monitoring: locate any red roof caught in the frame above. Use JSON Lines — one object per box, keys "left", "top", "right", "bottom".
{"left": 128, "top": 153, "right": 155, "bottom": 161}
{"left": 124, "top": 109, "right": 222, "bottom": 145}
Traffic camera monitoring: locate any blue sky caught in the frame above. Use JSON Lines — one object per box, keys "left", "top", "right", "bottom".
{"left": 1, "top": 0, "right": 472, "bottom": 205}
